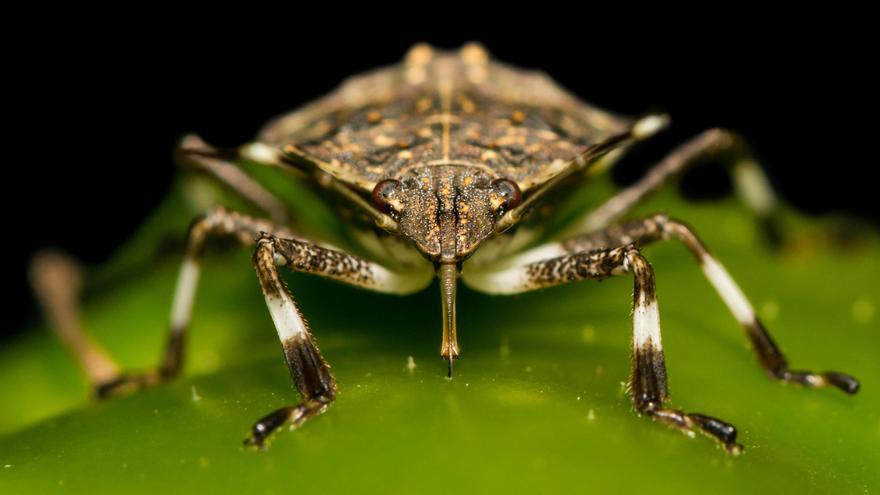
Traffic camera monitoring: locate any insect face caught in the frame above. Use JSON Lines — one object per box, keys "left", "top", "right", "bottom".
{"left": 376, "top": 165, "right": 507, "bottom": 264}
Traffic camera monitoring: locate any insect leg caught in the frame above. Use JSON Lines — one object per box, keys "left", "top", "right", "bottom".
{"left": 485, "top": 214, "right": 860, "bottom": 393}
{"left": 463, "top": 244, "right": 743, "bottom": 453}
{"left": 646, "top": 214, "right": 858, "bottom": 392}
{"left": 245, "top": 233, "right": 432, "bottom": 448}
{"left": 93, "top": 206, "right": 296, "bottom": 398}
{"left": 176, "top": 134, "right": 291, "bottom": 223}
{"left": 29, "top": 251, "right": 123, "bottom": 395}
{"left": 562, "top": 129, "right": 780, "bottom": 242}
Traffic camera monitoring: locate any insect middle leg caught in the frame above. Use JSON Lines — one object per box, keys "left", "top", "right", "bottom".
{"left": 564, "top": 214, "right": 858, "bottom": 393}
{"left": 464, "top": 216, "right": 859, "bottom": 452}
{"left": 52, "top": 203, "right": 430, "bottom": 445}
{"left": 82, "top": 207, "right": 299, "bottom": 398}
{"left": 563, "top": 129, "right": 781, "bottom": 242}
{"left": 463, "top": 242, "right": 744, "bottom": 453}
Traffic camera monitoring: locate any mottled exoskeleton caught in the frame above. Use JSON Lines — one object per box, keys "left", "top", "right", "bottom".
{"left": 31, "top": 43, "right": 859, "bottom": 453}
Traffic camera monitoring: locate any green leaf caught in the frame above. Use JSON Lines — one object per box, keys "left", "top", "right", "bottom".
{"left": 1, "top": 181, "right": 878, "bottom": 494}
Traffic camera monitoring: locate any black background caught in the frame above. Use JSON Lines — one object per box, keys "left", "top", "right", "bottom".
{"left": 5, "top": 13, "right": 876, "bottom": 339}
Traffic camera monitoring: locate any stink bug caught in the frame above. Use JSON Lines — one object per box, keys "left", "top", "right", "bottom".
{"left": 31, "top": 42, "right": 859, "bottom": 453}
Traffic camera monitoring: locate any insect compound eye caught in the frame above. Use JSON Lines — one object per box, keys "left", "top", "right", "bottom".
{"left": 490, "top": 178, "right": 522, "bottom": 212}
{"left": 372, "top": 178, "right": 403, "bottom": 213}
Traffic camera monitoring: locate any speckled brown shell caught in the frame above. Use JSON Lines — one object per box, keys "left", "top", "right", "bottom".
{"left": 258, "top": 43, "right": 632, "bottom": 193}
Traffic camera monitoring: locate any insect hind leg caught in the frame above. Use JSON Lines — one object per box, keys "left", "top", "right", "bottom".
{"left": 562, "top": 128, "right": 782, "bottom": 245}
{"left": 29, "top": 251, "right": 126, "bottom": 397}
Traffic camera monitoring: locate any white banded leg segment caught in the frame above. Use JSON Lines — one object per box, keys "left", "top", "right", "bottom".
{"left": 699, "top": 254, "right": 755, "bottom": 326}
{"left": 170, "top": 259, "right": 201, "bottom": 333}
{"left": 698, "top": 252, "right": 858, "bottom": 392}
{"left": 732, "top": 159, "right": 777, "bottom": 218}
{"left": 265, "top": 293, "right": 308, "bottom": 341}
{"left": 160, "top": 257, "right": 204, "bottom": 378}
{"left": 633, "top": 285, "right": 662, "bottom": 350}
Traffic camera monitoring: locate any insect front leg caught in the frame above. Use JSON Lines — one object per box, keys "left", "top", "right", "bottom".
{"left": 245, "top": 233, "right": 432, "bottom": 448}
{"left": 491, "top": 215, "right": 860, "bottom": 393}
{"left": 562, "top": 129, "right": 781, "bottom": 243}
{"left": 463, "top": 244, "right": 744, "bottom": 453}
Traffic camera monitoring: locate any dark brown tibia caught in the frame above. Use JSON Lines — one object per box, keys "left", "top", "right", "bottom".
{"left": 243, "top": 336, "right": 336, "bottom": 450}
{"left": 632, "top": 340, "right": 741, "bottom": 454}
{"left": 282, "top": 335, "right": 336, "bottom": 402}
{"left": 159, "top": 331, "right": 185, "bottom": 380}
{"left": 632, "top": 340, "right": 668, "bottom": 405}
{"left": 562, "top": 213, "right": 859, "bottom": 395}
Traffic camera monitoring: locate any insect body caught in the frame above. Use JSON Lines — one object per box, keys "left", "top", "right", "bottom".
{"left": 32, "top": 42, "right": 859, "bottom": 453}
